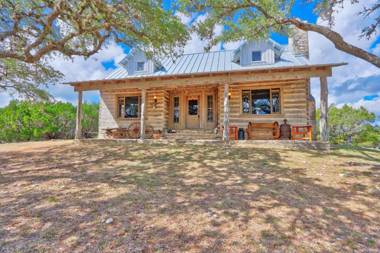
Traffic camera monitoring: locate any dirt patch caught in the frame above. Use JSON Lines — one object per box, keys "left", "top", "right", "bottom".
{"left": 0, "top": 141, "right": 379, "bottom": 252}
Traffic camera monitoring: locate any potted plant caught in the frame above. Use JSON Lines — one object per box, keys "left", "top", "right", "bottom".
{"left": 153, "top": 130, "right": 162, "bottom": 139}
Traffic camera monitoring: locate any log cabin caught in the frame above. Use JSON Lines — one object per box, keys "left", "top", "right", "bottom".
{"left": 68, "top": 29, "right": 345, "bottom": 142}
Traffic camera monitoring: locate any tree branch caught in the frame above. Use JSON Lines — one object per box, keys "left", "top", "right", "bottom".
{"left": 284, "top": 18, "right": 380, "bottom": 68}
{"left": 245, "top": 0, "right": 380, "bottom": 68}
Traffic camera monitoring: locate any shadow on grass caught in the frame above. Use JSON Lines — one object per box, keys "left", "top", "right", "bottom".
{"left": 0, "top": 142, "right": 379, "bottom": 252}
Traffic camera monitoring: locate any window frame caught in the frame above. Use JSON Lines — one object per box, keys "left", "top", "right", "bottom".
{"left": 116, "top": 95, "right": 141, "bottom": 119}
{"left": 188, "top": 99, "right": 199, "bottom": 116}
{"left": 241, "top": 88, "right": 282, "bottom": 115}
{"left": 136, "top": 61, "right": 145, "bottom": 72}
{"left": 206, "top": 94, "right": 214, "bottom": 122}
{"left": 251, "top": 51, "right": 262, "bottom": 62}
{"left": 173, "top": 96, "right": 180, "bottom": 123}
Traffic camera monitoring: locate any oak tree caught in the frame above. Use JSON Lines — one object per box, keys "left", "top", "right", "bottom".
{"left": 0, "top": 0, "right": 189, "bottom": 98}
{"left": 180, "top": 0, "right": 380, "bottom": 67}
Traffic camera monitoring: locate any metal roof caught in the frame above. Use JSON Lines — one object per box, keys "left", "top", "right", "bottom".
{"left": 104, "top": 49, "right": 312, "bottom": 80}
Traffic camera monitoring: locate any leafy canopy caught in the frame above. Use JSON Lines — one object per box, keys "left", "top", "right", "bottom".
{"left": 0, "top": 58, "right": 62, "bottom": 100}
{"left": 0, "top": 100, "right": 99, "bottom": 142}
{"left": 179, "top": 0, "right": 380, "bottom": 67}
{"left": 0, "top": 0, "right": 189, "bottom": 99}
{"left": 317, "top": 104, "right": 379, "bottom": 146}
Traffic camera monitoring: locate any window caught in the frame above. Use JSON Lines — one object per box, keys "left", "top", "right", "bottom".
{"left": 252, "top": 51, "right": 262, "bottom": 62}
{"left": 173, "top": 96, "right": 180, "bottom": 123}
{"left": 207, "top": 95, "right": 214, "bottom": 122}
{"left": 117, "top": 97, "right": 125, "bottom": 118}
{"left": 136, "top": 61, "right": 145, "bottom": 71}
{"left": 188, "top": 100, "right": 198, "bottom": 115}
{"left": 125, "top": 96, "right": 139, "bottom": 117}
{"left": 117, "top": 96, "right": 140, "bottom": 118}
{"left": 242, "top": 90, "right": 250, "bottom": 113}
{"left": 241, "top": 89, "right": 281, "bottom": 114}
{"left": 252, "top": 89, "right": 271, "bottom": 114}
{"left": 271, "top": 89, "right": 281, "bottom": 113}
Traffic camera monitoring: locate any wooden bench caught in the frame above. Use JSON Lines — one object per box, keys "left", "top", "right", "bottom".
{"left": 246, "top": 122, "right": 280, "bottom": 140}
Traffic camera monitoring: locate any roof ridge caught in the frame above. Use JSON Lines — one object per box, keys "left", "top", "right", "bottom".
{"left": 179, "top": 49, "right": 234, "bottom": 56}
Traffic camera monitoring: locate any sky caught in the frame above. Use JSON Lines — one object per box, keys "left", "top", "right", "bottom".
{"left": 0, "top": 0, "right": 379, "bottom": 123}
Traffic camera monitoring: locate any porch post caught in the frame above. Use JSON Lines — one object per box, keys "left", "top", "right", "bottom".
{"left": 75, "top": 90, "right": 83, "bottom": 139}
{"left": 223, "top": 82, "right": 230, "bottom": 143}
{"left": 140, "top": 88, "right": 146, "bottom": 140}
{"left": 320, "top": 76, "right": 329, "bottom": 142}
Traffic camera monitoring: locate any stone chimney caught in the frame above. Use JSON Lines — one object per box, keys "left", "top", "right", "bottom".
{"left": 289, "top": 26, "right": 309, "bottom": 59}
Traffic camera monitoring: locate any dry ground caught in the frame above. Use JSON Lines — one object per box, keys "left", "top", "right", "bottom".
{"left": 0, "top": 140, "right": 379, "bottom": 253}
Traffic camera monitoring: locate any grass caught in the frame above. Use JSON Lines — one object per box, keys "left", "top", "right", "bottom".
{"left": 0, "top": 140, "right": 379, "bottom": 252}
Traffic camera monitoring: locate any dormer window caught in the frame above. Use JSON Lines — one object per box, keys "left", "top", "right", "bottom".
{"left": 252, "top": 51, "right": 262, "bottom": 62}
{"left": 136, "top": 61, "right": 145, "bottom": 71}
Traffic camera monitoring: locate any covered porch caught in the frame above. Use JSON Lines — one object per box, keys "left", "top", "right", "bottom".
{"left": 70, "top": 64, "right": 340, "bottom": 143}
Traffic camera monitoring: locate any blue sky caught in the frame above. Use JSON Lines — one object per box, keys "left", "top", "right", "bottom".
{"left": 0, "top": 0, "right": 379, "bottom": 123}
{"left": 100, "top": 0, "right": 320, "bottom": 70}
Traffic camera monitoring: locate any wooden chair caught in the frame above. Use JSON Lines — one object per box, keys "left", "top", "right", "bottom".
{"left": 246, "top": 122, "right": 280, "bottom": 140}
{"left": 291, "top": 125, "right": 312, "bottom": 142}
{"left": 220, "top": 125, "right": 239, "bottom": 140}
{"left": 229, "top": 125, "right": 238, "bottom": 140}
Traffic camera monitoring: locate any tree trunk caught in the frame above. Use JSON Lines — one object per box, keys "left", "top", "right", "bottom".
{"left": 140, "top": 89, "right": 146, "bottom": 140}
{"left": 75, "top": 91, "right": 83, "bottom": 140}
{"left": 223, "top": 82, "right": 230, "bottom": 143}
{"left": 320, "top": 77, "right": 329, "bottom": 142}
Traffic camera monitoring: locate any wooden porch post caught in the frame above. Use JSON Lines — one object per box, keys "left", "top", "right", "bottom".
{"left": 223, "top": 82, "right": 229, "bottom": 143}
{"left": 140, "top": 89, "right": 146, "bottom": 140}
{"left": 320, "top": 76, "right": 329, "bottom": 142}
{"left": 75, "top": 90, "right": 83, "bottom": 139}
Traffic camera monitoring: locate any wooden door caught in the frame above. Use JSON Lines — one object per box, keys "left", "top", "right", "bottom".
{"left": 186, "top": 95, "right": 200, "bottom": 129}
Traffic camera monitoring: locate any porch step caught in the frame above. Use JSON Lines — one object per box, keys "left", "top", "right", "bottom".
{"left": 164, "top": 129, "right": 221, "bottom": 140}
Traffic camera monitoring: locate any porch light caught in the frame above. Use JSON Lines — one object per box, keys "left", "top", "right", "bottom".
{"left": 153, "top": 95, "right": 157, "bottom": 108}
{"left": 228, "top": 92, "right": 231, "bottom": 99}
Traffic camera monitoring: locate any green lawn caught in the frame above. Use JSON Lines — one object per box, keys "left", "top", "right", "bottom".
{"left": 0, "top": 141, "right": 379, "bottom": 252}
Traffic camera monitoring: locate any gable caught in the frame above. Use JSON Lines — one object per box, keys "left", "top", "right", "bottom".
{"left": 234, "top": 40, "right": 281, "bottom": 66}
{"left": 120, "top": 48, "right": 156, "bottom": 76}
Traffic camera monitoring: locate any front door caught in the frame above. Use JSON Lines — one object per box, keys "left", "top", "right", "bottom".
{"left": 186, "top": 95, "right": 200, "bottom": 129}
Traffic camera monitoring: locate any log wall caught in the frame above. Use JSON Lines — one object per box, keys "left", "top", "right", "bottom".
{"left": 218, "top": 79, "right": 309, "bottom": 129}
{"left": 98, "top": 79, "right": 310, "bottom": 138}
{"left": 98, "top": 89, "right": 168, "bottom": 138}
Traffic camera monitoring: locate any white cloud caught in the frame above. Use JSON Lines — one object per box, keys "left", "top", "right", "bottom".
{"left": 175, "top": 12, "right": 193, "bottom": 25}
{"left": 45, "top": 41, "right": 127, "bottom": 105}
{"left": 176, "top": 12, "right": 223, "bottom": 54}
{"left": 350, "top": 98, "right": 380, "bottom": 116}
{"left": 50, "top": 41, "right": 126, "bottom": 83}
{"left": 309, "top": 0, "right": 380, "bottom": 118}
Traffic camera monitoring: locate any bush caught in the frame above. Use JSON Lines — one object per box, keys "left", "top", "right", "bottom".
{"left": 0, "top": 100, "right": 98, "bottom": 142}
{"left": 317, "top": 104, "right": 379, "bottom": 147}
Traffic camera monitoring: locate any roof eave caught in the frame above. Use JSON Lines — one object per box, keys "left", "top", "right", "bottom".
{"left": 65, "top": 62, "right": 347, "bottom": 86}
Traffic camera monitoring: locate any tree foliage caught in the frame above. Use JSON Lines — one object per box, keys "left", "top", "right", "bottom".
{"left": 0, "top": 58, "right": 62, "bottom": 100}
{"left": 0, "top": 0, "right": 189, "bottom": 99}
{"left": 0, "top": 100, "right": 98, "bottom": 142}
{"left": 180, "top": 0, "right": 380, "bottom": 67}
{"left": 0, "top": 0, "right": 188, "bottom": 62}
{"left": 353, "top": 124, "right": 380, "bottom": 147}
{"left": 317, "top": 104, "right": 379, "bottom": 147}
